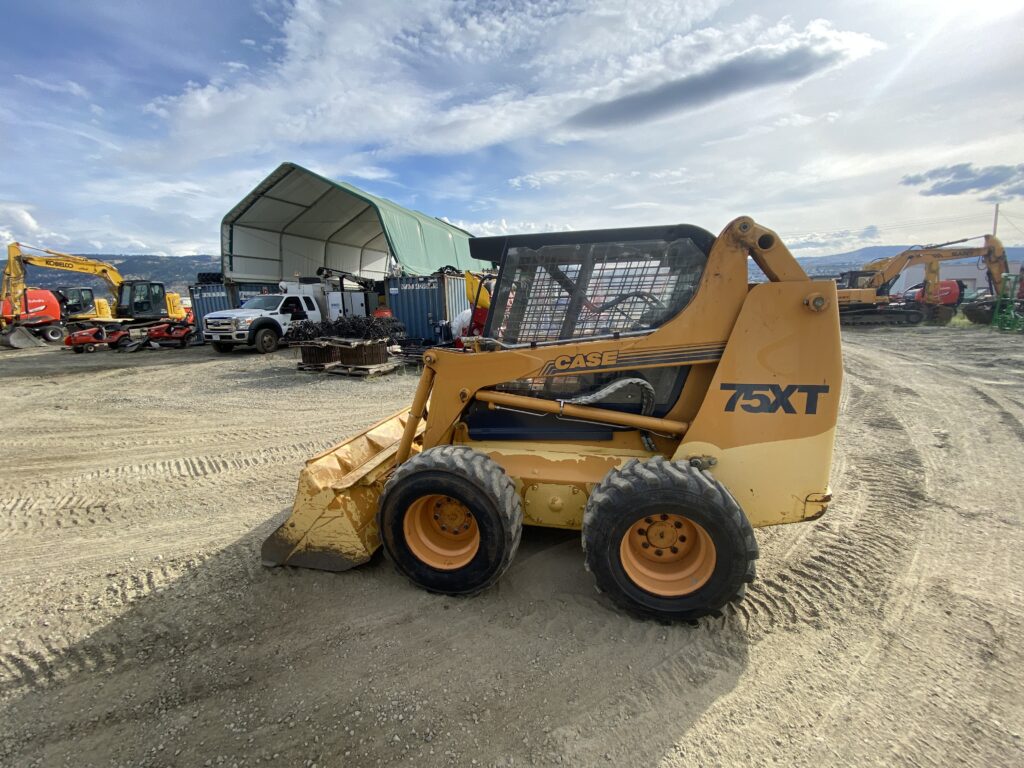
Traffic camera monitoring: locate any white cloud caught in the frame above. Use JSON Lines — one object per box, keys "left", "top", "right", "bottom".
{"left": 0, "top": 203, "right": 41, "bottom": 234}
{"left": 444, "top": 218, "right": 576, "bottom": 237}
{"left": 14, "top": 75, "right": 90, "bottom": 99}
{"left": 139, "top": 3, "right": 880, "bottom": 166}
{"left": 0, "top": 202, "right": 70, "bottom": 245}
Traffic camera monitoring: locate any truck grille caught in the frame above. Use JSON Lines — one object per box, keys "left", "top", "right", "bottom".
{"left": 205, "top": 318, "right": 233, "bottom": 332}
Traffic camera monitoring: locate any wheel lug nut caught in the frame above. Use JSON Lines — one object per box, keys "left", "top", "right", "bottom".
{"left": 654, "top": 549, "right": 663, "bottom": 556}
{"left": 670, "top": 546, "right": 679, "bottom": 554}
{"left": 673, "top": 521, "right": 682, "bottom": 529}
{"left": 679, "top": 535, "right": 686, "bottom": 542}
{"left": 641, "top": 542, "right": 650, "bottom": 549}
{"left": 440, "top": 525, "right": 447, "bottom": 531}
{"left": 644, "top": 517, "right": 653, "bottom": 524}
{"left": 660, "top": 514, "right": 668, "bottom": 521}
{"left": 433, "top": 514, "right": 440, "bottom": 520}
{"left": 637, "top": 528, "right": 646, "bottom": 536}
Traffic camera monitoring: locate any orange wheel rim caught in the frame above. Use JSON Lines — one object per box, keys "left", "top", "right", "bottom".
{"left": 403, "top": 494, "right": 480, "bottom": 570}
{"left": 619, "top": 513, "right": 716, "bottom": 596}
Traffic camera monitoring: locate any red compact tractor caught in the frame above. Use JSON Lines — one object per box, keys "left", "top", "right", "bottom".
{"left": 145, "top": 309, "right": 196, "bottom": 348}
{"left": 64, "top": 325, "right": 131, "bottom": 353}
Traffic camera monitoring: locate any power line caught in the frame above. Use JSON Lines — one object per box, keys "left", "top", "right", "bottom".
{"left": 781, "top": 212, "right": 986, "bottom": 241}
{"left": 998, "top": 213, "right": 1024, "bottom": 239}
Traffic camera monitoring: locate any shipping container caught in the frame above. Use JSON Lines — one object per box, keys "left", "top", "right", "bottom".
{"left": 386, "top": 273, "right": 468, "bottom": 342}
{"left": 188, "top": 284, "right": 232, "bottom": 342}
{"left": 225, "top": 282, "right": 282, "bottom": 307}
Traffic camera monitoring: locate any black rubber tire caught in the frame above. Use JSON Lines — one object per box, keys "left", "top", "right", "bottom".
{"left": 378, "top": 445, "right": 522, "bottom": 596}
{"left": 72, "top": 346, "right": 85, "bottom": 354}
{"left": 40, "top": 325, "right": 64, "bottom": 343}
{"left": 582, "top": 457, "right": 758, "bottom": 622}
{"left": 253, "top": 328, "right": 279, "bottom": 354}
{"left": 84, "top": 343, "right": 97, "bottom": 353}
{"left": 211, "top": 341, "right": 234, "bottom": 353}
{"left": 178, "top": 332, "right": 194, "bottom": 349}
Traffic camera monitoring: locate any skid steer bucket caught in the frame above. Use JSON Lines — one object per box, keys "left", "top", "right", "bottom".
{"left": 0, "top": 326, "right": 46, "bottom": 349}
{"left": 261, "top": 408, "right": 421, "bottom": 571}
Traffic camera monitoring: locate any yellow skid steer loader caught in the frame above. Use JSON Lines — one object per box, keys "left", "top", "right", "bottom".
{"left": 262, "top": 217, "right": 841, "bottom": 621}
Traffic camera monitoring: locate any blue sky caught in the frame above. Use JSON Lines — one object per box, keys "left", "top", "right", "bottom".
{"left": 2, "top": 0, "right": 1023, "bottom": 256}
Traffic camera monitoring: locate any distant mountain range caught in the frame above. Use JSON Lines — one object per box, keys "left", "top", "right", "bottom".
{"left": 1, "top": 254, "right": 220, "bottom": 297}
{"left": 794, "top": 245, "right": 1024, "bottom": 276}
{"left": 3, "top": 245, "right": 1022, "bottom": 298}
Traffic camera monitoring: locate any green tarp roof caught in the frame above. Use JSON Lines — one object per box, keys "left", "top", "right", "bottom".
{"left": 220, "top": 162, "right": 476, "bottom": 281}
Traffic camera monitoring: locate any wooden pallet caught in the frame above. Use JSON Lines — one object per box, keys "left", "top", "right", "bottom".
{"left": 297, "top": 360, "right": 402, "bottom": 378}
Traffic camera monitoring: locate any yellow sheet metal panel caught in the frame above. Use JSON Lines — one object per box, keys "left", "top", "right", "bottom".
{"left": 675, "top": 279, "right": 842, "bottom": 525}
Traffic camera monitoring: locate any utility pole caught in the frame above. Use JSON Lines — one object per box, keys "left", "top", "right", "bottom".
{"left": 993, "top": 203, "right": 1000, "bottom": 235}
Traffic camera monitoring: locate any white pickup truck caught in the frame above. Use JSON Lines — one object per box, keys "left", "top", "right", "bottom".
{"left": 203, "top": 290, "right": 323, "bottom": 354}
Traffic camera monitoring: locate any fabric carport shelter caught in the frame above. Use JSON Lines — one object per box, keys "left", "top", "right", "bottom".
{"left": 221, "top": 162, "right": 476, "bottom": 282}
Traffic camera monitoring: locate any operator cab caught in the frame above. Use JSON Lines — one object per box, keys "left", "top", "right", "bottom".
{"left": 116, "top": 281, "right": 167, "bottom": 321}
{"left": 55, "top": 286, "right": 97, "bottom": 317}
{"left": 464, "top": 224, "right": 714, "bottom": 440}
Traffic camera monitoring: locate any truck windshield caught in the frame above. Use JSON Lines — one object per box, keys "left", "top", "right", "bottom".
{"left": 241, "top": 296, "right": 283, "bottom": 310}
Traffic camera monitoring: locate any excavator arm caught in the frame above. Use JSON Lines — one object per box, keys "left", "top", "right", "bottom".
{"left": 3, "top": 242, "right": 185, "bottom": 323}
{"left": 864, "top": 236, "right": 1006, "bottom": 297}
{"left": 6, "top": 243, "right": 125, "bottom": 301}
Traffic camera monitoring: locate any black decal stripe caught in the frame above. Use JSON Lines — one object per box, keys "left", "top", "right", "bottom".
{"left": 618, "top": 350, "right": 725, "bottom": 365}
{"left": 619, "top": 347, "right": 725, "bottom": 360}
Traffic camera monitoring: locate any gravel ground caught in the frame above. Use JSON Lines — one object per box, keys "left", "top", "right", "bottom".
{"left": 0, "top": 328, "right": 1022, "bottom": 767}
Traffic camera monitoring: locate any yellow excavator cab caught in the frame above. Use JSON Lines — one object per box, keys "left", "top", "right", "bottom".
{"left": 165, "top": 292, "right": 186, "bottom": 321}
{"left": 263, "top": 217, "right": 842, "bottom": 621}
{"left": 93, "top": 298, "right": 112, "bottom": 320}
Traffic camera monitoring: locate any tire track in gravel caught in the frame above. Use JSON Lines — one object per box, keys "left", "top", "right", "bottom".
{"left": 728, "top": 360, "right": 929, "bottom": 638}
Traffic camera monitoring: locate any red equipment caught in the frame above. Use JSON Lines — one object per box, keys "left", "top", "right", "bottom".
{"left": 64, "top": 325, "right": 130, "bottom": 353}
{"left": 899, "top": 279, "right": 965, "bottom": 306}
{"left": 1, "top": 288, "right": 65, "bottom": 341}
{"left": 146, "top": 319, "right": 195, "bottom": 347}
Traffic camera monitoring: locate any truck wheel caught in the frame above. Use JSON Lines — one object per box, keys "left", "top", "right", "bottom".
{"left": 84, "top": 343, "right": 97, "bottom": 353}
{"left": 178, "top": 332, "right": 194, "bottom": 349}
{"left": 39, "top": 325, "right": 64, "bottom": 343}
{"left": 582, "top": 457, "right": 757, "bottom": 622}
{"left": 254, "top": 328, "right": 279, "bottom": 354}
{"left": 211, "top": 341, "right": 234, "bottom": 353}
{"left": 72, "top": 346, "right": 85, "bottom": 354}
{"left": 378, "top": 446, "right": 522, "bottom": 596}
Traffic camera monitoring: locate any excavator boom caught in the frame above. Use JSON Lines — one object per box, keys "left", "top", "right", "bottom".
{"left": 837, "top": 235, "right": 1006, "bottom": 326}
{"left": 2, "top": 242, "right": 187, "bottom": 326}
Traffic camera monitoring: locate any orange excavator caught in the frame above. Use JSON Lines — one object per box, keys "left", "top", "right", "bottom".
{"left": 836, "top": 235, "right": 1007, "bottom": 326}
{"left": 1, "top": 242, "right": 187, "bottom": 348}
